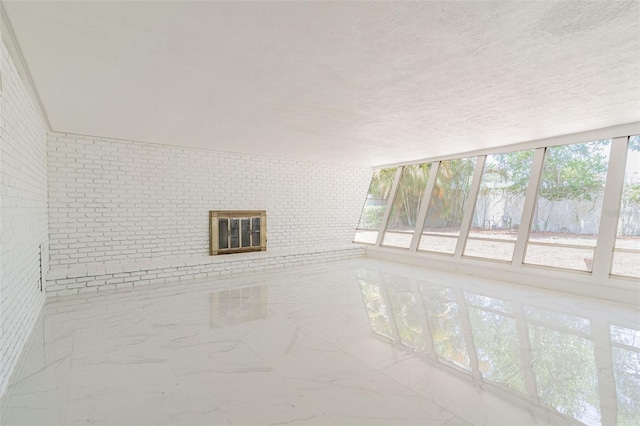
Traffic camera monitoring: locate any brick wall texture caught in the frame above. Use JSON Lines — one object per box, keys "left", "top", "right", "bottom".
{"left": 47, "top": 132, "right": 371, "bottom": 268}
{"left": 0, "top": 37, "right": 48, "bottom": 393}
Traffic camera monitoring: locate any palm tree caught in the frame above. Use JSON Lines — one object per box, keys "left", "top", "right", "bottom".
{"left": 388, "top": 164, "right": 431, "bottom": 229}
{"left": 425, "top": 158, "right": 476, "bottom": 230}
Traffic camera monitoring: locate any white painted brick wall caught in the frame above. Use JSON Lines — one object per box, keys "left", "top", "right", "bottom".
{"left": 0, "top": 38, "right": 48, "bottom": 394}
{"left": 47, "top": 132, "right": 372, "bottom": 290}
{"left": 46, "top": 246, "right": 366, "bottom": 296}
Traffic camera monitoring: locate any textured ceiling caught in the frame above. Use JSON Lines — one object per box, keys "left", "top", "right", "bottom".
{"left": 3, "top": 1, "right": 640, "bottom": 166}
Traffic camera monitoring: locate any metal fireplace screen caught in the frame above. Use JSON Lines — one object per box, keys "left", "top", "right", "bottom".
{"left": 209, "top": 211, "right": 267, "bottom": 255}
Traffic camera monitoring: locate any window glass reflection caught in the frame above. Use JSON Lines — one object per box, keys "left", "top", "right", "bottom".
{"left": 612, "top": 346, "right": 640, "bottom": 426}
{"left": 524, "top": 305, "right": 591, "bottom": 335}
{"left": 210, "top": 285, "right": 267, "bottom": 327}
{"left": 421, "top": 284, "right": 471, "bottom": 371}
{"left": 354, "top": 268, "right": 638, "bottom": 426}
{"left": 358, "top": 271, "right": 395, "bottom": 340}
{"left": 611, "top": 324, "right": 640, "bottom": 349}
{"left": 468, "top": 307, "right": 525, "bottom": 393}
{"left": 610, "top": 324, "right": 640, "bottom": 425}
{"left": 384, "top": 276, "right": 426, "bottom": 350}
{"left": 527, "top": 310, "right": 600, "bottom": 425}
{"left": 464, "top": 292, "right": 513, "bottom": 314}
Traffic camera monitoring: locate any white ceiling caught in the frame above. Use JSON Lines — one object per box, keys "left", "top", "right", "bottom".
{"left": 3, "top": 1, "right": 639, "bottom": 166}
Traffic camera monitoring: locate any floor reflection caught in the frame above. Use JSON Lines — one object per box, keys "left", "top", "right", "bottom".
{"left": 210, "top": 285, "right": 268, "bottom": 327}
{"left": 610, "top": 325, "right": 640, "bottom": 425}
{"left": 1, "top": 259, "right": 638, "bottom": 426}
{"left": 356, "top": 267, "right": 640, "bottom": 426}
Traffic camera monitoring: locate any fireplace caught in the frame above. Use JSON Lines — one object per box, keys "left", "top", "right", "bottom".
{"left": 209, "top": 210, "right": 267, "bottom": 255}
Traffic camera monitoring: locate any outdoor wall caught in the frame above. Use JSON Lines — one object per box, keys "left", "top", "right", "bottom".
{"left": 47, "top": 132, "right": 371, "bottom": 293}
{"left": 473, "top": 191, "right": 605, "bottom": 235}
{"left": 0, "top": 36, "right": 49, "bottom": 393}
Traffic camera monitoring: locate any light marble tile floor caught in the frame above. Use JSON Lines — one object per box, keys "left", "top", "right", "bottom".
{"left": 1, "top": 258, "right": 638, "bottom": 425}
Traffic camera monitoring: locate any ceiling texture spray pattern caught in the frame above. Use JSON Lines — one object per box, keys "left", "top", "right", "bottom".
{"left": 3, "top": 1, "right": 639, "bottom": 165}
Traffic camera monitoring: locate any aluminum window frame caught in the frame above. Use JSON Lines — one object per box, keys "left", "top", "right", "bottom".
{"left": 356, "top": 123, "right": 640, "bottom": 285}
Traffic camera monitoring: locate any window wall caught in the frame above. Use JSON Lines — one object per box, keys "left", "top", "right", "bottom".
{"left": 354, "top": 131, "right": 640, "bottom": 281}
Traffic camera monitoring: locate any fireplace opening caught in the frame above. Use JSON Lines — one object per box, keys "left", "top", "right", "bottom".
{"left": 210, "top": 210, "right": 267, "bottom": 255}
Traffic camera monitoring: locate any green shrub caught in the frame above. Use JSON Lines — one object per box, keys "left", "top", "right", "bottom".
{"left": 360, "top": 205, "right": 386, "bottom": 229}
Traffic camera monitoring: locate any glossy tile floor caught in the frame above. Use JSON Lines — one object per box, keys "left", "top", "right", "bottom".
{"left": 1, "top": 259, "right": 639, "bottom": 426}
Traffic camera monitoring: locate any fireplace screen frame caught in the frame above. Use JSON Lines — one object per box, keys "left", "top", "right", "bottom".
{"left": 209, "top": 210, "right": 267, "bottom": 255}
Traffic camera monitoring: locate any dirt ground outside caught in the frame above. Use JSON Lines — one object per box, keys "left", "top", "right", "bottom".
{"left": 354, "top": 230, "right": 639, "bottom": 278}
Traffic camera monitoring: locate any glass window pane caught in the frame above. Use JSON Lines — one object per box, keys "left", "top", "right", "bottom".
{"left": 525, "top": 140, "right": 611, "bottom": 271}
{"left": 612, "top": 135, "right": 640, "bottom": 278}
{"left": 354, "top": 167, "right": 397, "bottom": 243}
{"left": 381, "top": 232, "right": 413, "bottom": 248}
{"left": 418, "top": 234, "right": 457, "bottom": 253}
{"left": 419, "top": 157, "right": 476, "bottom": 253}
{"left": 218, "top": 218, "right": 229, "bottom": 249}
{"left": 525, "top": 245, "right": 595, "bottom": 272}
{"left": 611, "top": 251, "right": 640, "bottom": 277}
{"left": 251, "top": 217, "right": 261, "bottom": 247}
{"left": 382, "top": 164, "right": 431, "bottom": 249}
{"left": 241, "top": 218, "right": 250, "bottom": 247}
{"left": 463, "top": 239, "right": 515, "bottom": 262}
{"left": 464, "top": 150, "right": 533, "bottom": 260}
{"left": 229, "top": 219, "right": 240, "bottom": 248}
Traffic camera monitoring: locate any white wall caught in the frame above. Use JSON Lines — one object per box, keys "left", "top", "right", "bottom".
{"left": 47, "top": 132, "right": 372, "bottom": 292}
{"left": 0, "top": 36, "right": 49, "bottom": 393}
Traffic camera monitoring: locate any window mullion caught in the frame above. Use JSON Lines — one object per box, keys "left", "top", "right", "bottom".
{"left": 512, "top": 148, "right": 546, "bottom": 267}
{"left": 455, "top": 155, "right": 486, "bottom": 258}
{"left": 455, "top": 289, "right": 481, "bottom": 380}
{"left": 591, "top": 321, "right": 619, "bottom": 424}
{"left": 592, "top": 136, "right": 629, "bottom": 280}
{"left": 376, "top": 167, "right": 404, "bottom": 247}
{"left": 409, "top": 161, "right": 440, "bottom": 252}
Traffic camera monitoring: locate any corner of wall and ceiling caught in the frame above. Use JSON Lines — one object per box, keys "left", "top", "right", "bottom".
{"left": 0, "top": 1, "right": 52, "bottom": 132}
